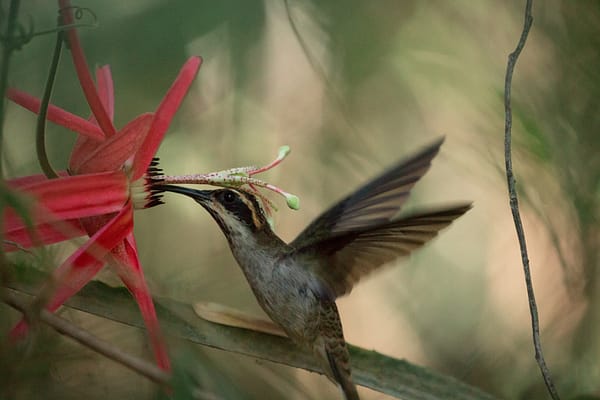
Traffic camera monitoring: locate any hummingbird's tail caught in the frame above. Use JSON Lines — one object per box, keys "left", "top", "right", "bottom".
{"left": 317, "top": 342, "right": 359, "bottom": 400}
{"left": 328, "top": 351, "right": 360, "bottom": 400}
{"left": 314, "top": 301, "right": 360, "bottom": 400}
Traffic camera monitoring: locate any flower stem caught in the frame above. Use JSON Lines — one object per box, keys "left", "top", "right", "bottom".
{"left": 36, "top": 22, "right": 64, "bottom": 179}
{"left": 0, "top": 0, "right": 21, "bottom": 288}
{"left": 0, "top": 0, "right": 21, "bottom": 180}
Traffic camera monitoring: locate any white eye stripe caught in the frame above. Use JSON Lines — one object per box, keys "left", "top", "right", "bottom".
{"left": 214, "top": 189, "right": 264, "bottom": 231}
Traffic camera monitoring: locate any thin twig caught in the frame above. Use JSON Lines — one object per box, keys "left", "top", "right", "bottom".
{"left": 282, "top": 0, "right": 374, "bottom": 160}
{"left": 36, "top": 21, "right": 64, "bottom": 179}
{"left": 2, "top": 290, "right": 171, "bottom": 387}
{"left": 503, "top": 1, "right": 561, "bottom": 399}
{"left": 283, "top": 0, "right": 331, "bottom": 98}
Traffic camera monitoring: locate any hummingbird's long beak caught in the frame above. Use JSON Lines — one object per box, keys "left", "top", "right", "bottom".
{"left": 153, "top": 184, "right": 211, "bottom": 205}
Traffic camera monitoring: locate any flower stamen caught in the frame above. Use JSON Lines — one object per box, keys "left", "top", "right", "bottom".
{"left": 150, "top": 146, "right": 300, "bottom": 211}
{"left": 133, "top": 158, "right": 165, "bottom": 209}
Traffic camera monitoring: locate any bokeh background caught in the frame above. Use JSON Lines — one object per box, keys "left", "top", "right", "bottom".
{"left": 1, "top": 0, "right": 599, "bottom": 399}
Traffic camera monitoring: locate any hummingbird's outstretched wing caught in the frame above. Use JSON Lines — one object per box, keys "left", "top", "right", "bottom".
{"left": 291, "top": 138, "right": 444, "bottom": 250}
{"left": 299, "top": 204, "right": 471, "bottom": 298}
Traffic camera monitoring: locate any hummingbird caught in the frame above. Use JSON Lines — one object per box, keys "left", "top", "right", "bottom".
{"left": 153, "top": 138, "right": 471, "bottom": 400}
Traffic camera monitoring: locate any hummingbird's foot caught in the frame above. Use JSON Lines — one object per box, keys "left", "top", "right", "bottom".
{"left": 193, "top": 302, "right": 287, "bottom": 338}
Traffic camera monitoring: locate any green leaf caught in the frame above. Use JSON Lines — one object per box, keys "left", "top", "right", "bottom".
{"left": 7, "top": 271, "right": 496, "bottom": 400}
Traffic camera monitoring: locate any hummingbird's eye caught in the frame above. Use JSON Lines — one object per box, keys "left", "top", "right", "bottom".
{"left": 222, "top": 190, "right": 236, "bottom": 204}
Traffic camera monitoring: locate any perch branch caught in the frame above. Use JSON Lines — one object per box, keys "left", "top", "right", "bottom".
{"left": 2, "top": 289, "right": 170, "bottom": 386}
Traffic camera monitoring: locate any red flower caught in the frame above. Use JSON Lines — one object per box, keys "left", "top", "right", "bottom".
{"left": 4, "top": 2, "right": 202, "bottom": 371}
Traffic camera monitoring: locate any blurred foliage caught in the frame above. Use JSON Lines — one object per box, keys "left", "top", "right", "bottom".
{"left": 1, "top": 0, "right": 600, "bottom": 399}
{"left": 5, "top": 269, "right": 496, "bottom": 400}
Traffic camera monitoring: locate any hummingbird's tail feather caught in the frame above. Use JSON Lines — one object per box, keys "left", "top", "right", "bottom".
{"left": 327, "top": 350, "right": 360, "bottom": 400}
{"left": 314, "top": 301, "right": 360, "bottom": 400}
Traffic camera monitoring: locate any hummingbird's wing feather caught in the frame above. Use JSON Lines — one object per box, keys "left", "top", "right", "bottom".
{"left": 292, "top": 138, "right": 444, "bottom": 249}
{"left": 307, "top": 204, "right": 471, "bottom": 297}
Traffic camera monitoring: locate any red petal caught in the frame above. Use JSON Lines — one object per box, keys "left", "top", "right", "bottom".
{"left": 79, "top": 213, "right": 115, "bottom": 239}
{"left": 4, "top": 218, "right": 85, "bottom": 252}
{"left": 69, "top": 135, "right": 100, "bottom": 172}
{"left": 59, "top": 0, "right": 117, "bottom": 138}
{"left": 7, "top": 88, "right": 104, "bottom": 140}
{"left": 4, "top": 171, "right": 128, "bottom": 231}
{"left": 7, "top": 171, "right": 68, "bottom": 188}
{"left": 11, "top": 205, "right": 133, "bottom": 339}
{"left": 132, "top": 56, "right": 202, "bottom": 179}
{"left": 108, "top": 236, "right": 171, "bottom": 371}
{"left": 72, "top": 67, "right": 115, "bottom": 168}
{"left": 72, "top": 113, "right": 153, "bottom": 175}
{"left": 95, "top": 66, "right": 115, "bottom": 122}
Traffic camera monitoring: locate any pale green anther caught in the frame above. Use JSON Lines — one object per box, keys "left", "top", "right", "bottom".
{"left": 285, "top": 194, "right": 300, "bottom": 210}
{"left": 278, "top": 145, "right": 291, "bottom": 160}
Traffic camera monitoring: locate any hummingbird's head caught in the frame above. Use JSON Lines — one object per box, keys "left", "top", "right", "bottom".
{"left": 155, "top": 185, "right": 271, "bottom": 241}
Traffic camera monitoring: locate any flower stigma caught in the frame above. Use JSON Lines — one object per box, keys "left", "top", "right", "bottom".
{"left": 150, "top": 146, "right": 300, "bottom": 213}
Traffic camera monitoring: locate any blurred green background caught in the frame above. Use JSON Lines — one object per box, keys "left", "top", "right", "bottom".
{"left": 1, "top": 0, "right": 600, "bottom": 399}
